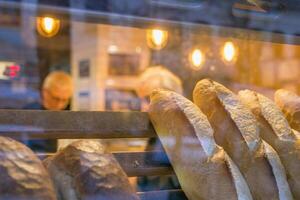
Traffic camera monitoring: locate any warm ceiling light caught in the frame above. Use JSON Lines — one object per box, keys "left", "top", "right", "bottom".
{"left": 190, "top": 48, "right": 205, "bottom": 70}
{"left": 146, "top": 29, "right": 168, "bottom": 50}
{"left": 108, "top": 45, "right": 118, "bottom": 53}
{"left": 222, "top": 41, "right": 237, "bottom": 63}
{"left": 37, "top": 16, "right": 60, "bottom": 38}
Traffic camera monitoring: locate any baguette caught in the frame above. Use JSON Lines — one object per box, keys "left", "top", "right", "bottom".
{"left": 0, "top": 136, "right": 56, "bottom": 200}
{"left": 44, "top": 140, "right": 139, "bottom": 200}
{"left": 149, "top": 89, "right": 252, "bottom": 200}
{"left": 193, "top": 79, "right": 293, "bottom": 200}
{"left": 274, "top": 89, "right": 300, "bottom": 132}
{"left": 239, "top": 89, "right": 300, "bottom": 199}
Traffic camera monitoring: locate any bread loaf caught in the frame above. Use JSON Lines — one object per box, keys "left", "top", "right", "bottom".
{"left": 274, "top": 89, "right": 300, "bottom": 132}
{"left": 0, "top": 136, "right": 56, "bottom": 200}
{"left": 44, "top": 140, "right": 139, "bottom": 200}
{"left": 149, "top": 89, "right": 253, "bottom": 200}
{"left": 239, "top": 89, "right": 300, "bottom": 199}
{"left": 193, "top": 79, "right": 293, "bottom": 200}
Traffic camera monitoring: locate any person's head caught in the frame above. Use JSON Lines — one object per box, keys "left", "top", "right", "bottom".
{"left": 137, "top": 66, "right": 183, "bottom": 97}
{"left": 42, "top": 71, "right": 73, "bottom": 110}
{"left": 136, "top": 66, "right": 183, "bottom": 111}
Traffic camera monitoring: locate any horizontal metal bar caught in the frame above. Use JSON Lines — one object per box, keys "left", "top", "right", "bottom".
{"left": 114, "top": 151, "right": 172, "bottom": 177}
{"left": 138, "top": 189, "right": 187, "bottom": 200}
{"left": 0, "top": 110, "right": 156, "bottom": 139}
{"left": 37, "top": 151, "right": 173, "bottom": 177}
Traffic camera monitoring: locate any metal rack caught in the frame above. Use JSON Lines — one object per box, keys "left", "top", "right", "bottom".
{"left": 0, "top": 109, "right": 187, "bottom": 200}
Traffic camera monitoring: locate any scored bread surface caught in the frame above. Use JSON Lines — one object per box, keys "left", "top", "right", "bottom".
{"left": 239, "top": 89, "right": 300, "bottom": 199}
{"left": 44, "top": 140, "right": 139, "bottom": 200}
{"left": 223, "top": 153, "right": 254, "bottom": 200}
{"left": 214, "top": 82, "right": 261, "bottom": 152}
{"left": 171, "top": 91, "right": 253, "bottom": 200}
{"left": 263, "top": 141, "right": 294, "bottom": 200}
{"left": 0, "top": 136, "right": 56, "bottom": 200}
{"left": 170, "top": 92, "right": 218, "bottom": 156}
{"left": 257, "top": 92, "right": 295, "bottom": 140}
{"left": 149, "top": 90, "right": 252, "bottom": 200}
{"left": 239, "top": 90, "right": 296, "bottom": 141}
{"left": 193, "top": 79, "right": 293, "bottom": 200}
{"left": 274, "top": 89, "right": 300, "bottom": 132}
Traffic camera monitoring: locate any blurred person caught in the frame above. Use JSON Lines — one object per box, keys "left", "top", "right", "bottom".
{"left": 25, "top": 71, "right": 73, "bottom": 110}
{"left": 136, "top": 66, "right": 183, "bottom": 111}
{"left": 23, "top": 71, "right": 73, "bottom": 152}
{"left": 136, "top": 66, "right": 183, "bottom": 196}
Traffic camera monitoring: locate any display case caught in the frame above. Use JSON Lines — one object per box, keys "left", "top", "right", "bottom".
{"left": 1, "top": 0, "right": 300, "bottom": 199}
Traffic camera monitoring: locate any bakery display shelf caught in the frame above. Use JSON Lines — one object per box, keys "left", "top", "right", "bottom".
{"left": 0, "top": 109, "right": 188, "bottom": 200}
{"left": 38, "top": 151, "right": 174, "bottom": 177}
{"left": 138, "top": 189, "right": 187, "bottom": 200}
{"left": 0, "top": 110, "right": 154, "bottom": 139}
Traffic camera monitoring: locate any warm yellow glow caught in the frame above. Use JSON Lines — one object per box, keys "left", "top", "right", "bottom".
{"left": 190, "top": 49, "right": 205, "bottom": 70}
{"left": 222, "top": 41, "right": 237, "bottom": 62}
{"left": 43, "top": 17, "right": 55, "bottom": 33}
{"left": 37, "top": 16, "right": 60, "bottom": 37}
{"left": 108, "top": 45, "right": 118, "bottom": 53}
{"left": 147, "top": 29, "right": 168, "bottom": 50}
{"left": 152, "top": 30, "right": 165, "bottom": 46}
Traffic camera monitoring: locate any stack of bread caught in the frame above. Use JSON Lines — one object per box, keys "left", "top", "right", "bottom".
{"left": 149, "top": 78, "right": 300, "bottom": 200}
{"left": 44, "top": 140, "right": 140, "bottom": 200}
{"left": 1, "top": 78, "right": 300, "bottom": 200}
{"left": 0, "top": 136, "right": 57, "bottom": 200}
{"left": 0, "top": 137, "right": 139, "bottom": 200}
{"left": 239, "top": 89, "right": 300, "bottom": 199}
{"left": 274, "top": 89, "right": 300, "bottom": 134}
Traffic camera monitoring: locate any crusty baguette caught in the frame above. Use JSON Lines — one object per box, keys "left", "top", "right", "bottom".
{"left": 292, "top": 129, "right": 300, "bottom": 139}
{"left": 274, "top": 89, "right": 300, "bottom": 132}
{"left": 193, "top": 79, "right": 293, "bottom": 200}
{"left": 149, "top": 89, "right": 253, "bottom": 200}
{"left": 0, "top": 136, "right": 56, "bottom": 200}
{"left": 239, "top": 89, "right": 300, "bottom": 199}
{"left": 44, "top": 140, "right": 139, "bottom": 200}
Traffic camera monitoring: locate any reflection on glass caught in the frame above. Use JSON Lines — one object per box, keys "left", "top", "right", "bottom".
{"left": 108, "top": 45, "right": 119, "bottom": 53}
{"left": 147, "top": 29, "right": 168, "bottom": 50}
{"left": 36, "top": 16, "right": 60, "bottom": 37}
{"left": 222, "top": 41, "right": 237, "bottom": 63}
{"left": 190, "top": 49, "right": 205, "bottom": 70}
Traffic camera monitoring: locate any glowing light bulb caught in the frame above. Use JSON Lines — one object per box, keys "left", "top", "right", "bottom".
{"left": 108, "top": 45, "right": 118, "bottom": 53}
{"left": 152, "top": 30, "right": 164, "bottom": 46}
{"left": 223, "top": 41, "right": 237, "bottom": 62}
{"left": 37, "top": 16, "right": 60, "bottom": 37}
{"left": 43, "top": 17, "right": 55, "bottom": 33}
{"left": 190, "top": 49, "right": 205, "bottom": 70}
{"left": 147, "top": 29, "right": 168, "bottom": 50}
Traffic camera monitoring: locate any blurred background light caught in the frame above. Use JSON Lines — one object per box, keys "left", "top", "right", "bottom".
{"left": 146, "top": 29, "right": 168, "bottom": 50}
{"left": 190, "top": 48, "right": 205, "bottom": 70}
{"left": 108, "top": 45, "right": 119, "bottom": 53}
{"left": 222, "top": 41, "right": 237, "bottom": 63}
{"left": 37, "top": 16, "right": 60, "bottom": 38}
